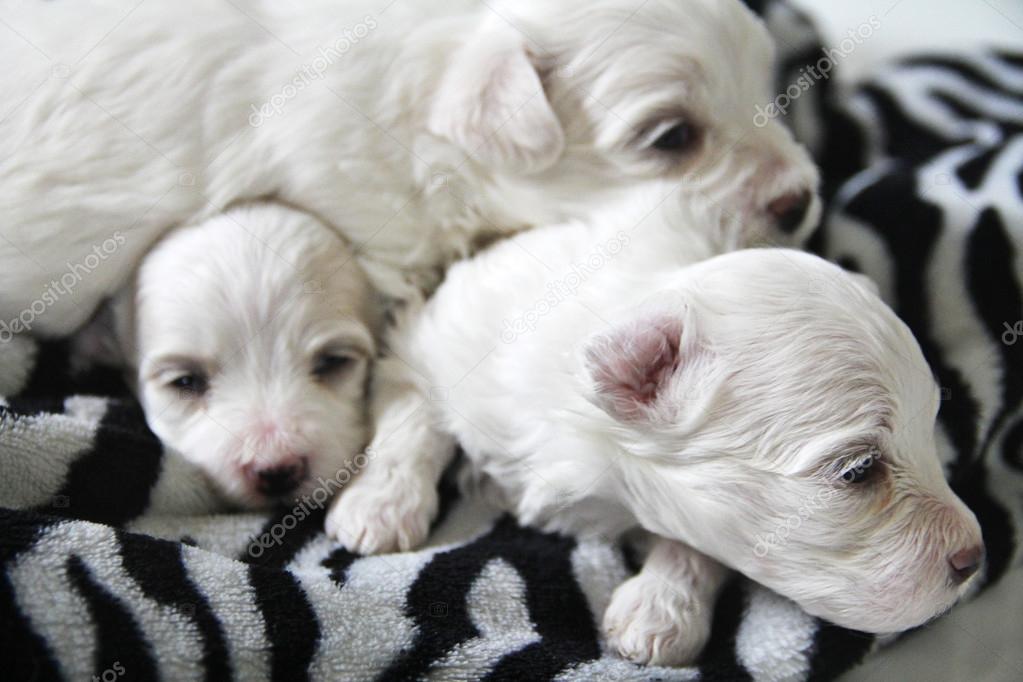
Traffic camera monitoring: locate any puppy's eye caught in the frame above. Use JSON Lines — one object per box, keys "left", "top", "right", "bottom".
{"left": 650, "top": 122, "right": 698, "bottom": 152}
{"left": 169, "top": 373, "right": 208, "bottom": 397}
{"left": 840, "top": 455, "right": 879, "bottom": 484}
{"left": 312, "top": 353, "right": 354, "bottom": 380}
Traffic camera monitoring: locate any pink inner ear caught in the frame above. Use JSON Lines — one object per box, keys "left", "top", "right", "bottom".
{"left": 587, "top": 316, "right": 683, "bottom": 421}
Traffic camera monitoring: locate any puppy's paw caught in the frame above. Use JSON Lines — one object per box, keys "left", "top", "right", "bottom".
{"left": 603, "top": 574, "right": 711, "bottom": 667}
{"left": 325, "top": 469, "right": 438, "bottom": 555}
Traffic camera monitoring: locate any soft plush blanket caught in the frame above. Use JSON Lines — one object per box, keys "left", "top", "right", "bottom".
{"left": 2, "top": 2, "right": 1021, "bottom": 680}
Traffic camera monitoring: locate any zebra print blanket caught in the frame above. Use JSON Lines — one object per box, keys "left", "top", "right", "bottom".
{"left": 2, "top": 5, "right": 1021, "bottom": 681}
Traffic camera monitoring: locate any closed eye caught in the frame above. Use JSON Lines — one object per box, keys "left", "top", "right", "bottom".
{"left": 641, "top": 118, "right": 701, "bottom": 154}
{"left": 168, "top": 372, "right": 208, "bottom": 398}
{"left": 145, "top": 355, "right": 213, "bottom": 400}
{"left": 312, "top": 351, "right": 357, "bottom": 381}
{"left": 837, "top": 450, "right": 884, "bottom": 486}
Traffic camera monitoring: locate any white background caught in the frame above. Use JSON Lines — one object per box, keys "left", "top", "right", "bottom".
{"left": 791, "top": 0, "right": 1023, "bottom": 80}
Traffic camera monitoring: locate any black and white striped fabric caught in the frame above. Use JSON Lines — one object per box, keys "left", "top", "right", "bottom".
{"left": 2, "top": 8, "right": 1021, "bottom": 682}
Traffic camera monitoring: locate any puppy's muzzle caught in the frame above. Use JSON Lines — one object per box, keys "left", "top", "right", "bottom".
{"left": 948, "top": 544, "right": 984, "bottom": 585}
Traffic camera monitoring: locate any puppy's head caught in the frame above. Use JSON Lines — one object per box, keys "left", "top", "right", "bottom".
{"left": 124, "top": 205, "right": 377, "bottom": 508}
{"left": 582, "top": 250, "right": 983, "bottom": 633}
{"left": 428, "top": 0, "right": 819, "bottom": 245}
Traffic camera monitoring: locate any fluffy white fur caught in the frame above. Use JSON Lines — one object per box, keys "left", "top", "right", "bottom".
{"left": 87, "top": 204, "right": 379, "bottom": 507}
{"left": 329, "top": 192, "right": 985, "bottom": 665}
{"left": 0, "top": 0, "right": 818, "bottom": 337}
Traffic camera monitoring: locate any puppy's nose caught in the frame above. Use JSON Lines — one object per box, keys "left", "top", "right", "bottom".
{"left": 767, "top": 190, "right": 812, "bottom": 234}
{"left": 948, "top": 545, "right": 984, "bottom": 585}
{"left": 254, "top": 458, "right": 308, "bottom": 498}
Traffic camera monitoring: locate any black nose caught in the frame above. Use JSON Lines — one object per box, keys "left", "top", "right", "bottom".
{"left": 948, "top": 545, "right": 983, "bottom": 585}
{"left": 767, "top": 190, "right": 813, "bottom": 234}
{"left": 255, "top": 460, "right": 307, "bottom": 498}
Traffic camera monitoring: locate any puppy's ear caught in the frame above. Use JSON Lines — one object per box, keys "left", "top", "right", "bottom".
{"left": 583, "top": 308, "right": 694, "bottom": 423}
{"left": 428, "top": 28, "right": 564, "bottom": 175}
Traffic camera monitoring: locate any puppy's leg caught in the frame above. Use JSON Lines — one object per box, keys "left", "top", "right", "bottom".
{"left": 326, "top": 356, "right": 455, "bottom": 554}
{"left": 603, "top": 535, "right": 729, "bottom": 666}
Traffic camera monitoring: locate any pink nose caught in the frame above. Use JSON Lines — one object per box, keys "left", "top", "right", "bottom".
{"left": 767, "top": 190, "right": 812, "bottom": 234}
{"left": 948, "top": 545, "right": 984, "bottom": 585}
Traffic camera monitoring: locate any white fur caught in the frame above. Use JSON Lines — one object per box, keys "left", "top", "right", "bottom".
{"left": 603, "top": 537, "right": 727, "bottom": 665}
{"left": 0, "top": 0, "right": 818, "bottom": 337}
{"left": 93, "top": 204, "right": 379, "bottom": 508}
{"left": 328, "top": 193, "right": 984, "bottom": 664}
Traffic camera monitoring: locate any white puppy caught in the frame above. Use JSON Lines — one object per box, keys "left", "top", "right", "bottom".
{"left": 329, "top": 197, "right": 984, "bottom": 665}
{"left": 0, "top": 0, "right": 818, "bottom": 339}
{"left": 87, "top": 204, "right": 379, "bottom": 507}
